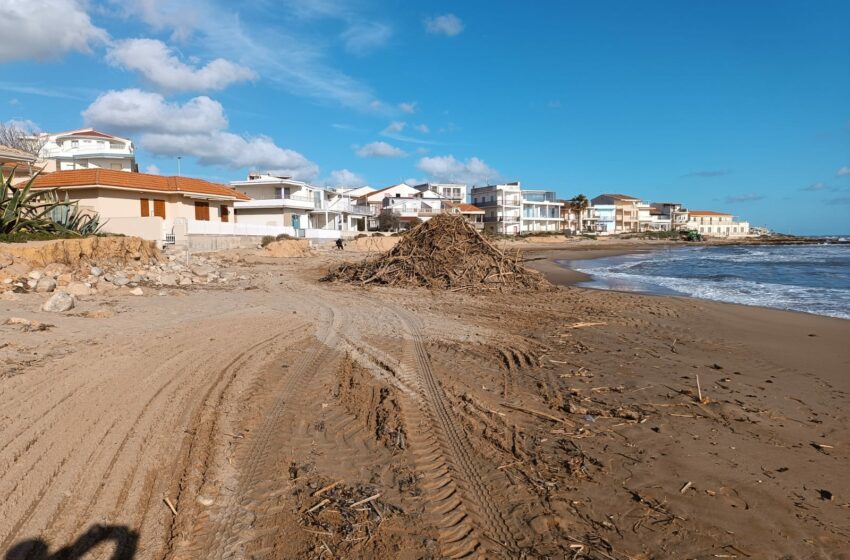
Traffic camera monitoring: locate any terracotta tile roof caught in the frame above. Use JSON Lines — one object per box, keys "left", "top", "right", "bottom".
{"left": 448, "top": 202, "right": 485, "bottom": 213}
{"left": 0, "top": 144, "right": 37, "bottom": 161}
{"left": 364, "top": 183, "right": 415, "bottom": 198}
{"left": 602, "top": 193, "right": 640, "bottom": 201}
{"left": 66, "top": 130, "right": 117, "bottom": 139}
{"left": 689, "top": 210, "right": 732, "bottom": 216}
{"left": 28, "top": 169, "right": 250, "bottom": 200}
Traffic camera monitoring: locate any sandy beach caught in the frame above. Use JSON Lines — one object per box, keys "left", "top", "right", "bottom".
{"left": 1, "top": 243, "right": 849, "bottom": 559}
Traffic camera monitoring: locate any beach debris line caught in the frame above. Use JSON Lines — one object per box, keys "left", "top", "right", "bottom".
{"left": 321, "top": 214, "right": 550, "bottom": 291}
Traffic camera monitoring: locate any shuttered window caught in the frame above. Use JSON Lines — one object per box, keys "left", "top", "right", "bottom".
{"left": 140, "top": 198, "right": 150, "bottom": 217}
{"left": 220, "top": 205, "right": 230, "bottom": 222}
{"left": 195, "top": 201, "right": 210, "bottom": 221}
{"left": 153, "top": 200, "right": 166, "bottom": 218}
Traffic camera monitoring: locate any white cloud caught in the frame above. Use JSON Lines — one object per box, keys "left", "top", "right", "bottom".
{"left": 356, "top": 141, "right": 407, "bottom": 158}
{"left": 115, "top": 1, "right": 387, "bottom": 112}
{"left": 341, "top": 22, "right": 392, "bottom": 55}
{"left": 399, "top": 102, "right": 417, "bottom": 114}
{"left": 417, "top": 155, "right": 499, "bottom": 185}
{"left": 0, "top": 0, "right": 108, "bottom": 62}
{"left": 382, "top": 121, "right": 406, "bottom": 134}
{"left": 83, "top": 89, "right": 227, "bottom": 134}
{"left": 414, "top": 124, "right": 429, "bottom": 134}
{"left": 424, "top": 14, "right": 464, "bottom": 37}
{"left": 144, "top": 164, "right": 161, "bottom": 175}
{"left": 82, "top": 89, "right": 318, "bottom": 180}
{"left": 837, "top": 166, "right": 850, "bottom": 177}
{"left": 4, "top": 119, "right": 40, "bottom": 133}
{"left": 106, "top": 39, "right": 256, "bottom": 92}
{"left": 326, "top": 169, "right": 366, "bottom": 187}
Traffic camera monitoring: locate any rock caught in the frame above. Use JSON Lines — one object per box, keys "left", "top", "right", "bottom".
{"left": 42, "top": 263, "right": 67, "bottom": 277}
{"left": 90, "top": 266, "right": 104, "bottom": 277}
{"left": 27, "top": 279, "right": 38, "bottom": 289}
{"left": 159, "top": 273, "right": 178, "bottom": 286}
{"left": 0, "top": 253, "right": 13, "bottom": 268}
{"left": 179, "top": 277, "right": 192, "bottom": 286}
{"left": 112, "top": 274, "right": 130, "bottom": 287}
{"left": 1, "top": 262, "right": 31, "bottom": 277}
{"left": 64, "top": 282, "right": 92, "bottom": 297}
{"left": 5, "top": 317, "right": 52, "bottom": 331}
{"left": 129, "top": 287, "right": 144, "bottom": 296}
{"left": 35, "top": 277, "right": 57, "bottom": 293}
{"left": 97, "top": 278, "right": 116, "bottom": 292}
{"left": 190, "top": 264, "right": 215, "bottom": 276}
{"left": 42, "top": 292, "right": 75, "bottom": 313}
{"left": 28, "top": 270, "right": 44, "bottom": 281}
{"left": 56, "top": 273, "right": 74, "bottom": 286}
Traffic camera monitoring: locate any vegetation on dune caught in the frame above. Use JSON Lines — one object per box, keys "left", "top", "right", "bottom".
{"left": 1, "top": 169, "right": 107, "bottom": 240}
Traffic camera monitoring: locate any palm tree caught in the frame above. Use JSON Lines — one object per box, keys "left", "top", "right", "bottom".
{"left": 569, "top": 194, "right": 589, "bottom": 234}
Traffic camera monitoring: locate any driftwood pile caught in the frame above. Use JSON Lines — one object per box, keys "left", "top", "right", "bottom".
{"left": 322, "top": 213, "right": 549, "bottom": 291}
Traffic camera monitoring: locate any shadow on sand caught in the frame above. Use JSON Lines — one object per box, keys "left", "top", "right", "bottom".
{"left": 5, "top": 524, "right": 138, "bottom": 560}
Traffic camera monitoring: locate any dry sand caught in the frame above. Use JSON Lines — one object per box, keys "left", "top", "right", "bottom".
{"left": 1, "top": 245, "right": 848, "bottom": 559}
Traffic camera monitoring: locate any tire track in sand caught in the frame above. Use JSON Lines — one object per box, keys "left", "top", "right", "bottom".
{"left": 176, "top": 304, "right": 340, "bottom": 560}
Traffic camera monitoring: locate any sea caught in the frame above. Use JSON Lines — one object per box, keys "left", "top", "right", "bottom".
{"left": 561, "top": 242, "right": 850, "bottom": 320}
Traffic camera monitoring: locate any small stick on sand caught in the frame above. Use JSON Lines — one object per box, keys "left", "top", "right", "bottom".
{"left": 312, "top": 480, "right": 343, "bottom": 497}
{"left": 350, "top": 493, "right": 381, "bottom": 508}
{"left": 696, "top": 374, "right": 704, "bottom": 403}
{"left": 306, "top": 498, "right": 331, "bottom": 514}
{"left": 680, "top": 481, "right": 694, "bottom": 494}
{"left": 566, "top": 322, "right": 607, "bottom": 329}
{"left": 671, "top": 338, "right": 678, "bottom": 353}
{"left": 163, "top": 496, "right": 178, "bottom": 516}
{"left": 502, "top": 402, "right": 576, "bottom": 426}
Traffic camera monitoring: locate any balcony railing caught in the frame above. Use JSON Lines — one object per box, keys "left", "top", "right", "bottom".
{"left": 483, "top": 216, "right": 520, "bottom": 223}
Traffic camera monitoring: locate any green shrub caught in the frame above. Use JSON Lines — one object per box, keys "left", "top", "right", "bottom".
{"left": 261, "top": 235, "right": 275, "bottom": 247}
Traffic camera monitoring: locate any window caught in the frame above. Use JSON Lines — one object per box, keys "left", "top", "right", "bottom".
{"left": 274, "top": 187, "right": 283, "bottom": 199}
{"left": 194, "top": 201, "right": 210, "bottom": 221}
{"left": 153, "top": 199, "right": 166, "bottom": 218}
{"left": 220, "top": 205, "right": 230, "bottom": 222}
{"left": 140, "top": 198, "right": 150, "bottom": 217}
{"left": 71, "top": 140, "right": 79, "bottom": 148}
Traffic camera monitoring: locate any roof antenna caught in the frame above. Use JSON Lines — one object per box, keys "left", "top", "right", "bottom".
{"left": 176, "top": 156, "right": 182, "bottom": 177}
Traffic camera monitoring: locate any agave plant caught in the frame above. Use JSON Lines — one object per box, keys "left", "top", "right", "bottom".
{"left": 1, "top": 168, "right": 69, "bottom": 235}
{"left": 1, "top": 168, "right": 105, "bottom": 236}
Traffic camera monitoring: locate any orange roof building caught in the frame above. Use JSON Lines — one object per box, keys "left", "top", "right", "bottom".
{"left": 27, "top": 169, "right": 250, "bottom": 242}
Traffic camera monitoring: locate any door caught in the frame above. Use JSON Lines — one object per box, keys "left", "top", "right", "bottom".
{"left": 153, "top": 199, "right": 165, "bottom": 218}
{"left": 140, "top": 198, "right": 150, "bottom": 217}
{"left": 220, "top": 205, "right": 230, "bottom": 222}
{"left": 194, "top": 201, "right": 210, "bottom": 221}
{"left": 292, "top": 214, "right": 301, "bottom": 229}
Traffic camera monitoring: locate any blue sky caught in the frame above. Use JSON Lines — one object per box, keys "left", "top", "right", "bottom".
{"left": 2, "top": 0, "right": 849, "bottom": 234}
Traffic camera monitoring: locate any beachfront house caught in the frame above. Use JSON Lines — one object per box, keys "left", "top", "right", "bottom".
{"left": 413, "top": 182, "right": 467, "bottom": 204}
{"left": 560, "top": 204, "right": 599, "bottom": 234}
{"left": 520, "top": 190, "right": 563, "bottom": 233}
{"left": 471, "top": 182, "right": 523, "bottom": 235}
{"left": 685, "top": 211, "right": 751, "bottom": 238}
{"left": 356, "top": 183, "right": 423, "bottom": 229}
{"left": 36, "top": 128, "right": 136, "bottom": 173}
{"left": 591, "top": 194, "right": 653, "bottom": 234}
{"left": 28, "top": 168, "right": 248, "bottom": 243}
{"left": 650, "top": 203, "right": 689, "bottom": 231}
{"left": 230, "top": 173, "right": 371, "bottom": 237}
{"left": 445, "top": 202, "right": 485, "bottom": 230}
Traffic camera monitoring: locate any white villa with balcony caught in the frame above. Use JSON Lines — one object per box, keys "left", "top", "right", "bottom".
{"left": 521, "top": 190, "right": 563, "bottom": 233}
{"left": 471, "top": 182, "right": 523, "bottom": 235}
{"left": 37, "top": 128, "right": 136, "bottom": 173}
{"left": 685, "top": 211, "right": 750, "bottom": 238}
{"left": 413, "top": 182, "right": 467, "bottom": 204}
{"left": 230, "top": 173, "right": 371, "bottom": 237}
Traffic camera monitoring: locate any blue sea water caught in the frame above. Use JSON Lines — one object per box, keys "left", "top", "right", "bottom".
{"left": 561, "top": 244, "right": 850, "bottom": 320}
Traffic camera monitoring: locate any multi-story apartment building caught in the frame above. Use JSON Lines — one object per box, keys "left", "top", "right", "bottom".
{"left": 471, "top": 182, "right": 523, "bottom": 235}
{"left": 650, "top": 203, "right": 689, "bottom": 231}
{"left": 560, "top": 204, "right": 599, "bottom": 234}
{"left": 0, "top": 144, "right": 39, "bottom": 179}
{"left": 37, "top": 128, "right": 136, "bottom": 172}
{"left": 520, "top": 190, "right": 563, "bottom": 233}
{"left": 591, "top": 193, "right": 652, "bottom": 234}
{"left": 413, "top": 182, "right": 467, "bottom": 203}
{"left": 685, "top": 211, "right": 750, "bottom": 238}
{"left": 231, "top": 173, "right": 371, "bottom": 233}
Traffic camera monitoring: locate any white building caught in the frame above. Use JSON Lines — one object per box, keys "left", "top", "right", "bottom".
{"left": 685, "top": 211, "right": 750, "bottom": 238}
{"left": 230, "top": 173, "right": 371, "bottom": 237}
{"left": 37, "top": 128, "right": 136, "bottom": 172}
{"left": 413, "top": 183, "right": 467, "bottom": 204}
{"left": 520, "top": 190, "right": 563, "bottom": 233}
{"left": 471, "top": 182, "right": 523, "bottom": 235}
